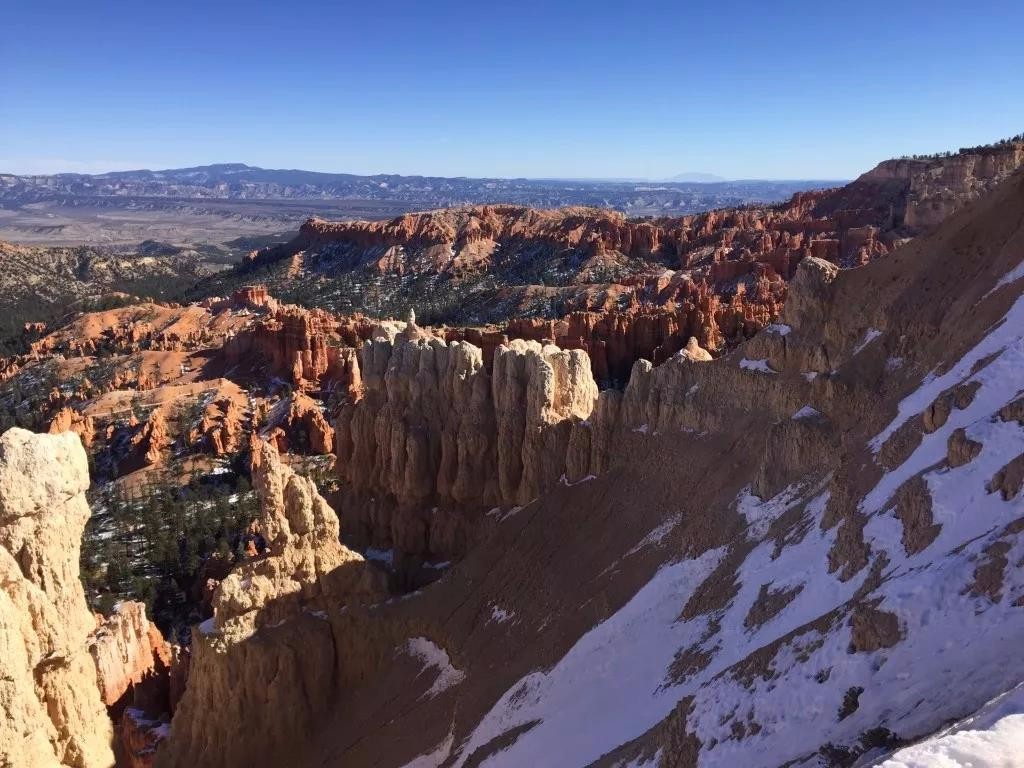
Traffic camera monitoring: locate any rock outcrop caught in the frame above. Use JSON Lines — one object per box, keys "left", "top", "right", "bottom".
{"left": 131, "top": 410, "right": 171, "bottom": 467}
{"left": 210, "top": 440, "right": 366, "bottom": 638}
{"left": 859, "top": 142, "right": 1024, "bottom": 229}
{"left": 190, "top": 396, "right": 248, "bottom": 456}
{"left": 89, "top": 601, "right": 173, "bottom": 712}
{"left": 333, "top": 325, "right": 604, "bottom": 554}
{"left": 89, "top": 602, "right": 182, "bottom": 768}
{"left": 0, "top": 429, "right": 115, "bottom": 768}
{"left": 263, "top": 393, "right": 334, "bottom": 455}
{"left": 159, "top": 441, "right": 383, "bottom": 768}
{"left": 49, "top": 407, "right": 97, "bottom": 449}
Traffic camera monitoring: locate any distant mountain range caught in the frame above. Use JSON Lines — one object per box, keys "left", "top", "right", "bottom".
{"left": 0, "top": 163, "right": 839, "bottom": 218}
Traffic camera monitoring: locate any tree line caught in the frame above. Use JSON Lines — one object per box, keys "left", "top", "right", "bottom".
{"left": 80, "top": 468, "right": 260, "bottom": 642}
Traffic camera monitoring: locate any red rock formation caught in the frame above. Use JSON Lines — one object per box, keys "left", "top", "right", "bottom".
{"left": 264, "top": 392, "right": 334, "bottom": 455}
{"left": 48, "top": 406, "right": 96, "bottom": 448}
{"left": 119, "top": 709, "right": 166, "bottom": 768}
{"left": 223, "top": 305, "right": 372, "bottom": 390}
{"left": 190, "top": 396, "right": 248, "bottom": 455}
{"left": 88, "top": 601, "right": 190, "bottom": 768}
{"left": 441, "top": 271, "right": 783, "bottom": 383}
{"left": 24, "top": 303, "right": 236, "bottom": 364}
{"left": 231, "top": 284, "right": 276, "bottom": 311}
{"left": 132, "top": 410, "right": 171, "bottom": 466}
{"left": 89, "top": 601, "right": 173, "bottom": 713}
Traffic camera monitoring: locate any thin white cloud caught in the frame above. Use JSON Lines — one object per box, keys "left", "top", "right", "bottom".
{"left": 0, "top": 157, "right": 156, "bottom": 175}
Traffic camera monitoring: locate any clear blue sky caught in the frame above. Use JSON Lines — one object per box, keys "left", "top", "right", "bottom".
{"left": 2, "top": 0, "right": 1023, "bottom": 180}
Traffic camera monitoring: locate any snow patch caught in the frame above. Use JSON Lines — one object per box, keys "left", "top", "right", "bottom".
{"left": 735, "top": 483, "right": 810, "bottom": 538}
{"left": 405, "top": 638, "right": 466, "bottom": 699}
{"left": 619, "top": 750, "right": 663, "bottom": 767}
{"left": 487, "top": 505, "right": 524, "bottom": 523}
{"left": 499, "top": 505, "right": 524, "bottom": 523}
{"left": 874, "top": 682, "right": 1024, "bottom": 768}
{"left": 626, "top": 513, "right": 682, "bottom": 557}
{"left": 740, "top": 358, "right": 777, "bottom": 374}
{"left": 983, "top": 259, "right": 1024, "bottom": 299}
{"left": 403, "top": 727, "right": 455, "bottom": 768}
{"left": 765, "top": 323, "right": 792, "bottom": 336}
{"left": 489, "top": 604, "right": 514, "bottom": 624}
{"left": 792, "top": 405, "right": 822, "bottom": 420}
{"left": 854, "top": 327, "right": 883, "bottom": 354}
{"left": 561, "top": 474, "right": 597, "bottom": 486}
{"left": 364, "top": 547, "right": 395, "bottom": 567}
{"left": 871, "top": 290, "right": 1024, "bottom": 453}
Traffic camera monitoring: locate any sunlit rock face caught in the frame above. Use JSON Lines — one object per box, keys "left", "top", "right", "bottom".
{"left": 0, "top": 428, "right": 115, "bottom": 768}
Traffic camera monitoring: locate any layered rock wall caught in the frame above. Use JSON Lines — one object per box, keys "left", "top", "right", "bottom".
{"left": 839, "top": 141, "right": 1024, "bottom": 230}
{"left": 334, "top": 326, "right": 600, "bottom": 514}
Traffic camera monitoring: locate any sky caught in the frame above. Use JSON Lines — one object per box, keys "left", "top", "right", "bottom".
{"left": 2, "top": 0, "right": 1023, "bottom": 180}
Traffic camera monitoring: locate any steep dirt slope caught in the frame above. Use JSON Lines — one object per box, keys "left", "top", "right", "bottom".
{"left": 153, "top": 166, "right": 1024, "bottom": 768}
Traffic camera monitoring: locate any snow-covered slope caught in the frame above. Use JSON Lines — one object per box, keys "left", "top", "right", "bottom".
{"left": 405, "top": 285, "right": 1024, "bottom": 763}
{"left": 872, "top": 683, "right": 1024, "bottom": 768}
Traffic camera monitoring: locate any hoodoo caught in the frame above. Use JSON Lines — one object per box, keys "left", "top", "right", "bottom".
{"left": 0, "top": 429, "right": 115, "bottom": 768}
{"left": 157, "top": 440, "right": 384, "bottom": 768}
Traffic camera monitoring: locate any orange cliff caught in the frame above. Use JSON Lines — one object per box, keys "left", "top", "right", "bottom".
{"left": 246, "top": 189, "right": 891, "bottom": 280}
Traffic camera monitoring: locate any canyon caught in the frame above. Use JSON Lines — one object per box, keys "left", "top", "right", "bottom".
{"left": 2, "top": 139, "right": 1024, "bottom": 767}
{"left": 160, "top": 163, "right": 1024, "bottom": 765}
